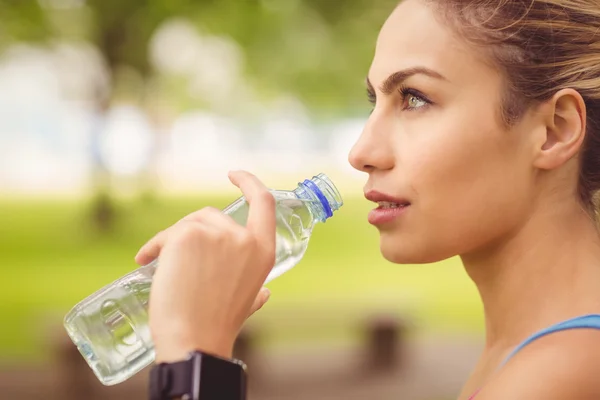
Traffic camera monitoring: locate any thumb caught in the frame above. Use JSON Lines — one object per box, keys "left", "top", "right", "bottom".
{"left": 248, "top": 287, "right": 271, "bottom": 317}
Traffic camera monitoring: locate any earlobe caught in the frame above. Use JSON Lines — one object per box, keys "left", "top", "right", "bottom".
{"left": 534, "top": 89, "right": 586, "bottom": 170}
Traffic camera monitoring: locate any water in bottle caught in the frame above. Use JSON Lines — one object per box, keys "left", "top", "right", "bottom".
{"left": 63, "top": 173, "right": 343, "bottom": 385}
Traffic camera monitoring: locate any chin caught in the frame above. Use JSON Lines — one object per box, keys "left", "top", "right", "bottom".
{"left": 379, "top": 233, "right": 455, "bottom": 265}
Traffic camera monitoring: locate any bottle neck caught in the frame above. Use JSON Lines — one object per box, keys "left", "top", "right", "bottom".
{"left": 293, "top": 185, "right": 327, "bottom": 223}
{"left": 293, "top": 173, "right": 343, "bottom": 223}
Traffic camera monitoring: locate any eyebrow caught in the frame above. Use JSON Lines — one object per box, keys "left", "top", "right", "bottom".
{"left": 366, "top": 66, "right": 447, "bottom": 96}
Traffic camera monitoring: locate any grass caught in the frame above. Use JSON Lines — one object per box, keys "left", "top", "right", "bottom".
{"left": 0, "top": 193, "right": 484, "bottom": 364}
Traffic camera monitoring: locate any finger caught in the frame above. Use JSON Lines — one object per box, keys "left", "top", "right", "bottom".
{"left": 187, "top": 206, "right": 240, "bottom": 232}
{"left": 248, "top": 287, "right": 271, "bottom": 317}
{"left": 179, "top": 207, "right": 221, "bottom": 224}
{"left": 135, "top": 229, "right": 168, "bottom": 265}
{"left": 228, "top": 171, "right": 276, "bottom": 243}
{"left": 135, "top": 206, "right": 223, "bottom": 265}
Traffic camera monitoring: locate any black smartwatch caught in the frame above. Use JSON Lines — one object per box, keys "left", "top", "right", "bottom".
{"left": 149, "top": 350, "right": 247, "bottom": 400}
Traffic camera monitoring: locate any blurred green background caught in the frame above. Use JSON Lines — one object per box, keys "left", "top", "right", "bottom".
{"left": 0, "top": 0, "right": 484, "bottom": 398}
{"left": 1, "top": 196, "right": 480, "bottom": 363}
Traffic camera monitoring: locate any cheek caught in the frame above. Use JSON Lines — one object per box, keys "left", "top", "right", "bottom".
{"left": 396, "top": 117, "right": 529, "bottom": 257}
{"left": 402, "top": 120, "right": 500, "bottom": 198}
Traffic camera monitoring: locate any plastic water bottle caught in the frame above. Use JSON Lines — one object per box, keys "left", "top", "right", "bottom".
{"left": 63, "top": 173, "right": 343, "bottom": 386}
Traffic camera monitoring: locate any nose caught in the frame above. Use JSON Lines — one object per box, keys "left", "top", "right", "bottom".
{"left": 348, "top": 112, "right": 395, "bottom": 173}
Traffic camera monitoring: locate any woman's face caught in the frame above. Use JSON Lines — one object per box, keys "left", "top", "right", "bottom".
{"left": 349, "top": 0, "right": 542, "bottom": 264}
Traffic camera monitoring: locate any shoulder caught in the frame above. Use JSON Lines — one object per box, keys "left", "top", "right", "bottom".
{"left": 478, "top": 329, "right": 600, "bottom": 399}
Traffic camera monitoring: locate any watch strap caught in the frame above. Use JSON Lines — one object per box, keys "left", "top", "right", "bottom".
{"left": 149, "top": 351, "right": 247, "bottom": 400}
{"left": 150, "top": 356, "right": 195, "bottom": 400}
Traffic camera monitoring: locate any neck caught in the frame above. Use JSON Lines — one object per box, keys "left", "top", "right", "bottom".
{"left": 462, "top": 197, "right": 600, "bottom": 356}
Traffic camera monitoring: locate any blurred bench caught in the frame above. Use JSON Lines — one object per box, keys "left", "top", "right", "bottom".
{"left": 0, "top": 314, "right": 411, "bottom": 400}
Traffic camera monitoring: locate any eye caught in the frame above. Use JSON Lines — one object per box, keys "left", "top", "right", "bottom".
{"left": 398, "top": 86, "right": 431, "bottom": 111}
{"left": 367, "top": 88, "right": 376, "bottom": 106}
{"left": 366, "top": 88, "right": 377, "bottom": 115}
{"left": 407, "top": 94, "right": 427, "bottom": 109}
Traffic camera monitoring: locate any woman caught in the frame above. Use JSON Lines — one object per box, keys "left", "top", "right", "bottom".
{"left": 140, "top": 1, "right": 600, "bottom": 399}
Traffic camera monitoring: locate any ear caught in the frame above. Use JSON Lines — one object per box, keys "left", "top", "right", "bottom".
{"left": 533, "top": 88, "right": 586, "bottom": 170}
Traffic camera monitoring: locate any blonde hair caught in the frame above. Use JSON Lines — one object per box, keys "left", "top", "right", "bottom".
{"left": 425, "top": 0, "right": 600, "bottom": 208}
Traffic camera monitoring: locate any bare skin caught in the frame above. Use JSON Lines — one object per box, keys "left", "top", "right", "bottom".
{"left": 135, "top": 171, "right": 275, "bottom": 363}
{"left": 139, "top": 1, "right": 600, "bottom": 399}
{"left": 350, "top": 1, "right": 600, "bottom": 398}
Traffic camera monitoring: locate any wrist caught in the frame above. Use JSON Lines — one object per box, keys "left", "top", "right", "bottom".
{"left": 154, "top": 331, "right": 235, "bottom": 363}
{"left": 149, "top": 350, "right": 247, "bottom": 400}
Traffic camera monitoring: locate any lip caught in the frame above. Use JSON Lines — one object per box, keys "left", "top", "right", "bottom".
{"left": 364, "top": 190, "right": 411, "bottom": 225}
{"left": 364, "top": 190, "right": 410, "bottom": 204}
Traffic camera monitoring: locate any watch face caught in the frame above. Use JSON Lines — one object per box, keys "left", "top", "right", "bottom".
{"left": 200, "top": 355, "right": 246, "bottom": 400}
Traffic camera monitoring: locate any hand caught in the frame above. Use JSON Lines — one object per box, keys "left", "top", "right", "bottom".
{"left": 134, "top": 171, "right": 276, "bottom": 362}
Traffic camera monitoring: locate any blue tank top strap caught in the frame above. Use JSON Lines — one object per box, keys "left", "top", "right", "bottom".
{"left": 500, "top": 314, "right": 600, "bottom": 367}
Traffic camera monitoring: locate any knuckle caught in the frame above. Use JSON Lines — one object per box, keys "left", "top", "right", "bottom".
{"left": 149, "top": 229, "right": 166, "bottom": 242}
{"left": 214, "top": 219, "right": 240, "bottom": 240}
{"left": 258, "top": 191, "right": 275, "bottom": 207}
{"left": 202, "top": 206, "right": 221, "bottom": 215}
{"left": 234, "top": 229, "right": 253, "bottom": 246}
{"left": 182, "top": 206, "right": 219, "bottom": 222}
{"left": 211, "top": 226, "right": 230, "bottom": 241}
{"left": 196, "top": 207, "right": 216, "bottom": 220}
{"left": 173, "top": 222, "right": 203, "bottom": 244}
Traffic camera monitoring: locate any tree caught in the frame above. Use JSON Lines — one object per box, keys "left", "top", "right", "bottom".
{"left": 1, "top": 0, "right": 198, "bottom": 231}
{"left": 0, "top": 0, "right": 397, "bottom": 230}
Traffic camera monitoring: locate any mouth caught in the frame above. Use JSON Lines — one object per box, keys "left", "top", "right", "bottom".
{"left": 364, "top": 190, "right": 411, "bottom": 225}
{"left": 375, "top": 201, "right": 411, "bottom": 209}
{"left": 364, "top": 190, "right": 411, "bottom": 207}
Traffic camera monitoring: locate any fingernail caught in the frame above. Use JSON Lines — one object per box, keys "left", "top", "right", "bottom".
{"left": 263, "top": 288, "right": 271, "bottom": 300}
